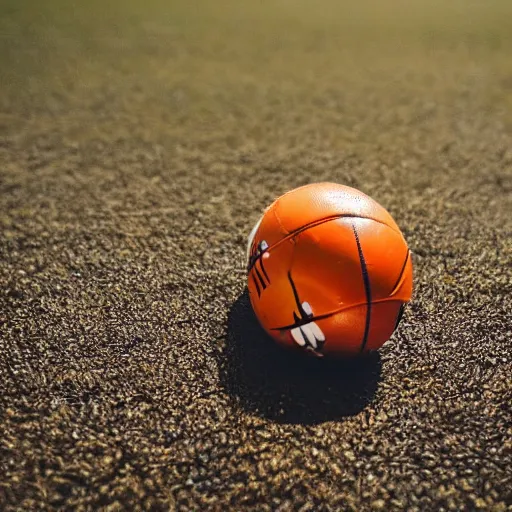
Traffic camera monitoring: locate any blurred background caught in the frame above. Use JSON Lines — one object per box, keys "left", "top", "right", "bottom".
{"left": 2, "top": 0, "right": 511, "bottom": 231}
{"left": 2, "top": 0, "right": 511, "bottom": 147}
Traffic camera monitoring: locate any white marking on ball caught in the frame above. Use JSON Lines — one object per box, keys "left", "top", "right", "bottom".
{"left": 291, "top": 327, "right": 306, "bottom": 346}
{"left": 246, "top": 213, "right": 264, "bottom": 262}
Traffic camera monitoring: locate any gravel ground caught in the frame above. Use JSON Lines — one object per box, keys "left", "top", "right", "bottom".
{"left": 1, "top": 1, "right": 511, "bottom": 510}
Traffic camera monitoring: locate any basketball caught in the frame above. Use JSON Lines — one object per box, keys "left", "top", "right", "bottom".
{"left": 246, "top": 182, "right": 413, "bottom": 357}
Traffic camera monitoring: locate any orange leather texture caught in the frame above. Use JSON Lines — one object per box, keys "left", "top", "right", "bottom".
{"left": 247, "top": 182, "right": 413, "bottom": 357}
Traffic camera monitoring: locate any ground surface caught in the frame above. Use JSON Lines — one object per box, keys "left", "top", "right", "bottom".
{"left": 1, "top": 1, "right": 511, "bottom": 510}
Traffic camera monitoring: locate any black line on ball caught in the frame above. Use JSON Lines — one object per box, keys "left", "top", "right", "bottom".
{"left": 247, "top": 213, "right": 399, "bottom": 273}
{"left": 254, "top": 266, "right": 267, "bottom": 290}
{"left": 391, "top": 250, "right": 410, "bottom": 293}
{"left": 252, "top": 274, "right": 261, "bottom": 297}
{"left": 287, "top": 271, "right": 308, "bottom": 319}
{"left": 259, "top": 257, "right": 270, "bottom": 284}
{"left": 288, "top": 271, "right": 302, "bottom": 312}
{"left": 271, "top": 272, "right": 332, "bottom": 330}
{"left": 272, "top": 310, "right": 334, "bottom": 331}
{"left": 352, "top": 224, "right": 372, "bottom": 353}
{"left": 282, "top": 213, "right": 401, "bottom": 245}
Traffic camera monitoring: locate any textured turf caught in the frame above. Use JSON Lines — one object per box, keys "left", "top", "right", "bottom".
{"left": 1, "top": 1, "right": 511, "bottom": 510}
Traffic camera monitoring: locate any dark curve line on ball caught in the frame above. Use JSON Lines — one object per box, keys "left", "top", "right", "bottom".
{"left": 259, "top": 257, "right": 270, "bottom": 284}
{"left": 391, "top": 250, "right": 410, "bottom": 294}
{"left": 247, "top": 239, "right": 260, "bottom": 272}
{"left": 254, "top": 266, "right": 267, "bottom": 290}
{"left": 252, "top": 274, "right": 261, "bottom": 297}
{"left": 352, "top": 224, "right": 372, "bottom": 353}
{"left": 270, "top": 272, "right": 334, "bottom": 330}
{"left": 247, "top": 213, "right": 399, "bottom": 274}
{"left": 247, "top": 246, "right": 269, "bottom": 275}
{"left": 281, "top": 213, "right": 402, "bottom": 241}
{"left": 247, "top": 250, "right": 257, "bottom": 272}
{"left": 272, "top": 311, "right": 335, "bottom": 331}
{"left": 287, "top": 270, "right": 307, "bottom": 319}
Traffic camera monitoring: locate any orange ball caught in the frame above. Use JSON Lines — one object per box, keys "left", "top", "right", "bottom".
{"left": 246, "top": 182, "right": 413, "bottom": 357}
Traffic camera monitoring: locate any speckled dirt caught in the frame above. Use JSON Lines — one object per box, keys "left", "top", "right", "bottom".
{"left": 1, "top": 1, "right": 511, "bottom": 510}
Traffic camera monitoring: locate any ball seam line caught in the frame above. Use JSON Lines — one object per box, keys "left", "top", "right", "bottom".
{"left": 390, "top": 250, "right": 411, "bottom": 297}
{"left": 352, "top": 223, "right": 372, "bottom": 353}
{"left": 249, "top": 212, "right": 402, "bottom": 274}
